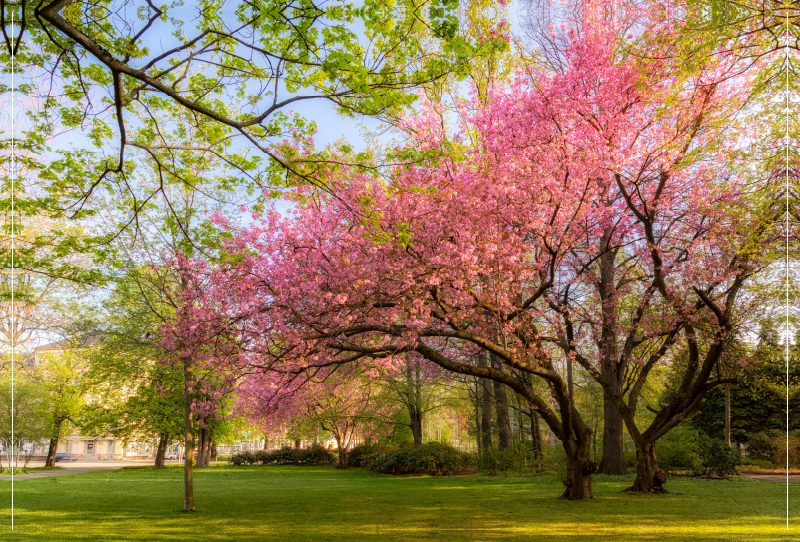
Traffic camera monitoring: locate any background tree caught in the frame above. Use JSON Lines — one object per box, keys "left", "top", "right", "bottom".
{"left": 33, "top": 348, "right": 88, "bottom": 467}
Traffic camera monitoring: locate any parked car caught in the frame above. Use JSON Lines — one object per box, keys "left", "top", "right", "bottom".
{"left": 55, "top": 453, "right": 78, "bottom": 462}
{"left": 165, "top": 452, "right": 179, "bottom": 460}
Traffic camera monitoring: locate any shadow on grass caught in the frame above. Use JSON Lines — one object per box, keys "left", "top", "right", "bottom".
{"left": 0, "top": 466, "right": 796, "bottom": 541}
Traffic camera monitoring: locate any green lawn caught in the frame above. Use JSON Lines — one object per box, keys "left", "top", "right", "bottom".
{"left": 0, "top": 466, "right": 797, "bottom": 541}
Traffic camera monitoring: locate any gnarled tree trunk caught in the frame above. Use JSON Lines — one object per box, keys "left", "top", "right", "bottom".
{"left": 625, "top": 440, "right": 667, "bottom": 493}
{"left": 560, "top": 434, "right": 596, "bottom": 500}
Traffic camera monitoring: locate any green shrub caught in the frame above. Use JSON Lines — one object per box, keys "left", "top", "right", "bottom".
{"left": 696, "top": 434, "right": 741, "bottom": 477}
{"left": 348, "top": 442, "right": 386, "bottom": 468}
{"left": 301, "top": 444, "right": 335, "bottom": 465}
{"left": 229, "top": 451, "right": 257, "bottom": 466}
{"left": 656, "top": 425, "right": 701, "bottom": 471}
{"left": 480, "top": 447, "right": 516, "bottom": 476}
{"left": 229, "top": 444, "right": 334, "bottom": 466}
{"left": 744, "top": 431, "right": 778, "bottom": 461}
{"left": 370, "top": 442, "right": 473, "bottom": 475}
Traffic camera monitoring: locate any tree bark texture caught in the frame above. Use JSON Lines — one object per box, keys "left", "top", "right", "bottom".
{"left": 182, "top": 358, "right": 195, "bottom": 512}
{"left": 154, "top": 433, "right": 169, "bottom": 468}
{"left": 625, "top": 440, "right": 668, "bottom": 493}
{"left": 196, "top": 425, "right": 211, "bottom": 468}
{"left": 409, "top": 404, "right": 424, "bottom": 448}
{"left": 478, "top": 353, "right": 493, "bottom": 450}
{"left": 491, "top": 354, "right": 513, "bottom": 450}
{"left": 529, "top": 409, "right": 543, "bottom": 459}
{"left": 560, "top": 433, "right": 596, "bottom": 500}
{"left": 45, "top": 435, "right": 59, "bottom": 467}
{"left": 598, "top": 389, "right": 627, "bottom": 475}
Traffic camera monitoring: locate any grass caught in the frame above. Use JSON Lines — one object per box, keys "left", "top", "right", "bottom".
{"left": 0, "top": 465, "right": 797, "bottom": 541}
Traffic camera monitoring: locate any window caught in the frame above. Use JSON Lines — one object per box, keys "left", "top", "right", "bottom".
{"left": 87, "top": 441, "right": 95, "bottom": 455}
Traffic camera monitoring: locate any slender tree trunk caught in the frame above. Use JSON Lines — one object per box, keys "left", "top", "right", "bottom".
{"left": 154, "top": 433, "right": 169, "bottom": 469}
{"left": 182, "top": 358, "right": 195, "bottom": 512}
{"left": 196, "top": 425, "right": 211, "bottom": 467}
{"left": 625, "top": 439, "right": 668, "bottom": 493}
{"left": 724, "top": 383, "right": 731, "bottom": 446}
{"left": 45, "top": 418, "right": 63, "bottom": 467}
{"left": 409, "top": 405, "right": 424, "bottom": 448}
{"left": 478, "top": 353, "right": 493, "bottom": 450}
{"left": 598, "top": 390, "right": 627, "bottom": 475}
{"left": 45, "top": 436, "right": 59, "bottom": 467}
{"left": 493, "top": 379, "right": 513, "bottom": 450}
{"left": 473, "top": 382, "right": 482, "bottom": 457}
{"left": 529, "top": 409, "right": 542, "bottom": 459}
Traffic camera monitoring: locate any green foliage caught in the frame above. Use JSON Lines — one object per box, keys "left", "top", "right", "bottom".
{"left": 744, "top": 430, "right": 800, "bottom": 467}
{"left": 696, "top": 434, "right": 742, "bottom": 477}
{"left": 230, "top": 444, "right": 335, "bottom": 466}
{"left": 0, "top": 372, "right": 48, "bottom": 458}
{"left": 744, "top": 431, "right": 778, "bottom": 461}
{"left": 655, "top": 425, "right": 702, "bottom": 472}
{"left": 479, "top": 447, "right": 517, "bottom": 476}
{"left": 368, "top": 441, "right": 474, "bottom": 475}
{"left": 348, "top": 441, "right": 386, "bottom": 468}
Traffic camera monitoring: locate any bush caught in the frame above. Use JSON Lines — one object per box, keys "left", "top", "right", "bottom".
{"left": 744, "top": 431, "right": 778, "bottom": 461}
{"left": 229, "top": 450, "right": 257, "bottom": 466}
{"left": 229, "top": 444, "right": 334, "bottom": 466}
{"left": 696, "top": 434, "right": 741, "bottom": 477}
{"left": 300, "top": 444, "right": 335, "bottom": 465}
{"left": 480, "top": 447, "right": 516, "bottom": 476}
{"left": 656, "top": 425, "right": 701, "bottom": 472}
{"left": 370, "top": 442, "right": 473, "bottom": 475}
{"left": 348, "top": 442, "right": 385, "bottom": 468}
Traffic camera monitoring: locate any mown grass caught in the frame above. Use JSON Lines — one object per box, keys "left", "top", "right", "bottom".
{"left": 0, "top": 465, "right": 796, "bottom": 541}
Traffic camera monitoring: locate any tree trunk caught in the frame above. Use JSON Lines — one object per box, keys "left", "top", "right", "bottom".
{"left": 478, "top": 354, "right": 493, "bottom": 450}
{"left": 409, "top": 405, "right": 424, "bottom": 448}
{"left": 724, "top": 383, "right": 731, "bottom": 446}
{"left": 336, "top": 437, "right": 348, "bottom": 469}
{"left": 473, "top": 381, "right": 482, "bottom": 456}
{"left": 182, "top": 358, "right": 195, "bottom": 512}
{"left": 154, "top": 433, "right": 169, "bottom": 469}
{"left": 196, "top": 426, "right": 210, "bottom": 467}
{"left": 493, "top": 380, "right": 513, "bottom": 450}
{"left": 598, "top": 390, "right": 627, "bottom": 475}
{"left": 560, "top": 437, "right": 596, "bottom": 500}
{"left": 490, "top": 354, "right": 513, "bottom": 450}
{"left": 529, "top": 409, "right": 542, "bottom": 459}
{"left": 625, "top": 440, "right": 668, "bottom": 493}
{"left": 45, "top": 436, "right": 59, "bottom": 467}
{"left": 45, "top": 418, "right": 63, "bottom": 467}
